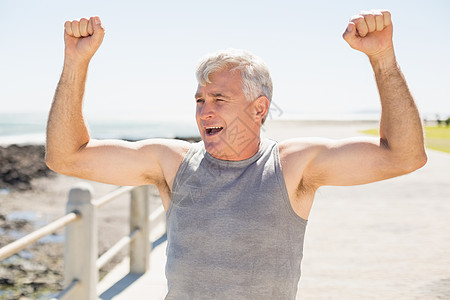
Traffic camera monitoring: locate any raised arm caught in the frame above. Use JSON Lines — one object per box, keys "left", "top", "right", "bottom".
{"left": 344, "top": 10, "right": 427, "bottom": 172}
{"left": 46, "top": 17, "right": 104, "bottom": 173}
{"left": 281, "top": 10, "right": 427, "bottom": 196}
{"left": 46, "top": 17, "right": 189, "bottom": 197}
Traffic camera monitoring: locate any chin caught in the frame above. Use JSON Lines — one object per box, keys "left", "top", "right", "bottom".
{"left": 203, "top": 140, "right": 228, "bottom": 158}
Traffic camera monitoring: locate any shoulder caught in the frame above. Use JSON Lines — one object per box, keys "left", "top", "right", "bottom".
{"left": 278, "top": 137, "right": 331, "bottom": 162}
{"left": 137, "top": 138, "right": 192, "bottom": 182}
{"left": 138, "top": 138, "right": 192, "bottom": 169}
{"left": 278, "top": 137, "right": 335, "bottom": 190}
{"left": 138, "top": 138, "right": 191, "bottom": 157}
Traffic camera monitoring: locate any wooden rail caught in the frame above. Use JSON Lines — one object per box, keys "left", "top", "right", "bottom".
{"left": 0, "top": 212, "right": 80, "bottom": 261}
{"left": 0, "top": 183, "right": 166, "bottom": 300}
{"left": 96, "top": 227, "right": 140, "bottom": 270}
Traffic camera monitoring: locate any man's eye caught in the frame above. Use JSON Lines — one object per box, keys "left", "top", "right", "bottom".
{"left": 216, "top": 99, "right": 224, "bottom": 102}
{"left": 196, "top": 99, "right": 204, "bottom": 103}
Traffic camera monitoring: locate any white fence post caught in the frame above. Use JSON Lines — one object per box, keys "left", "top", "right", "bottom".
{"left": 64, "top": 183, "right": 98, "bottom": 300}
{"left": 130, "top": 185, "right": 150, "bottom": 273}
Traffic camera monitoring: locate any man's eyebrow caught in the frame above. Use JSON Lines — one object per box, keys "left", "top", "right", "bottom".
{"left": 209, "top": 92, "right": 230, "bottom": 99}
{"left": 194, "top": 92, "right": 231, "bottom": 99}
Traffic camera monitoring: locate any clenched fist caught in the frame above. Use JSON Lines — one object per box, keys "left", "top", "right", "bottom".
{"left": 64, "top": 16, "right": 105, "bottom": 64}
{"left": 343, "top": 10, "right": 394, "bottom": 60}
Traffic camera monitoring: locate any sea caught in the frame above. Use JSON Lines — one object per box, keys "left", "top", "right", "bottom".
{"left": 0, "top": 112, "right": 201, "bottom": 145}
{"left": 0, "top": 111, "right": 383, "bottom": 146}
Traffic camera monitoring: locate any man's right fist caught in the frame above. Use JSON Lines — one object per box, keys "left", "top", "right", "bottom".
{"left": 64, "top": 16, "right": 105, "bottom": 64}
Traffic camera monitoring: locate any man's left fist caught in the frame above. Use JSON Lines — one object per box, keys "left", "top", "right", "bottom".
{"left": 343, "top": 9, "right": 394, "bottom": 59}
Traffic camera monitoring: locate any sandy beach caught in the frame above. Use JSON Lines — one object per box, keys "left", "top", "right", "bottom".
{"left": 1, "top": 119, "right": 449, "bottom": 299}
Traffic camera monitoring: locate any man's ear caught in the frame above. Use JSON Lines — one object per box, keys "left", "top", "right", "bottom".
{"left": 254, "top": 96, "right": 270, "bottom": 124}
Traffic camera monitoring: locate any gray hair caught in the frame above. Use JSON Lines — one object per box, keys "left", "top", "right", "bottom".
{"left": 196, "top": 49, "right": 273, "bottom": 123}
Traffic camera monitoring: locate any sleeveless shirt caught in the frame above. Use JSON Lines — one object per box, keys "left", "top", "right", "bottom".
{"left": 165, "top": 139, "right": 307, "bottom": 300}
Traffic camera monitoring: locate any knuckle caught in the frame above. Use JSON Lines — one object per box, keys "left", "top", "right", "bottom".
{"left": 350, "top": 15, "right": 364, "bottom": 23}
{"left": 380, "top": 10, "right": 391, "bottom": 22}
{"left": 79, "top": 18, "right": 89, "bottom": 36}
{"left": 360, "top": 10, "right": 373, "bottom": 18}
{"left": 373, "top": 11, "right": 383, "bottom": 17}
{"left": 353, "top": 18, "right": 367, "bottom": 28}
{"left": 381, "top": 10, "right": 391, "bottom": 16}
{"left": 71, "top": 20, "right": 81, "bottom": 37}
{"left": 363, "top": 13, "right": 375, "bottom": 20}
{"left": 64, "top": 21, "right": 73, "bottom": 35}
{"left": 375, "top": 14, "right": 384, "bottom": 23}
{"left": 87, "top": 20, "right": 94, "bottom": 35}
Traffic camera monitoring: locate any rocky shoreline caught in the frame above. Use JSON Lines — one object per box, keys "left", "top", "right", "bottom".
{"left": 0, "top": 144, "right": 61, "bottom": 299}
{"left": 0, "top": 220, "right": 63, "bottom": 299}
{"left": 0, "top": 144, "right": 54, "bottom": 192}
{"left": 0, "top": 138, "right": 200, "bottom": 299}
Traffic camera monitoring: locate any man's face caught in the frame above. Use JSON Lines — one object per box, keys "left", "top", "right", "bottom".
{"left": 195, "top": 69, "right": 261, "bottom": 161}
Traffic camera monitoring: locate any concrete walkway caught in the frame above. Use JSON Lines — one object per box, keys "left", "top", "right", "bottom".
{"left": 97, "top": 122, "right": 450, "bottom": 299}
{"left": 299, "top": 149, "right": 450, "bottom": 300}
{"left": 97, "top": 240, "right": 168, "bottom": 300}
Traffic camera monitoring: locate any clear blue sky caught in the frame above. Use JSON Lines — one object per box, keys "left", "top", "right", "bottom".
{"left": 1, "top": 0, "right": 449, "bottom": 121}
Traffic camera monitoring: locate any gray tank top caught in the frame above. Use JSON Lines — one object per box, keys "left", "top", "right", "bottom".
{"left": 165, "top": 139, "right": 307, "bottom": 300}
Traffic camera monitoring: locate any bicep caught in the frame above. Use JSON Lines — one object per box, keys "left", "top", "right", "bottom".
{"left": 296, "top": 137, "right": 403, "bottom": 188}
{"left": 58, "top": 139, "right": 176, "bottom": 186}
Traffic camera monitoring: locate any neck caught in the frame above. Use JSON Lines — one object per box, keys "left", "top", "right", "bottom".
{"left": 209, "top": 136, "right": 262, "bottom": 161}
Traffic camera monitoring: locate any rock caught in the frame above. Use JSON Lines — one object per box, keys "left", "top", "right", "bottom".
{"left": 0, "top": 144, "right": 55, "bottom": 191}
{"left": 0, "top": 277, "right": 15, "bottom": 285}
{"left": 17, "top": 259, "right": 47, "bottom": 273}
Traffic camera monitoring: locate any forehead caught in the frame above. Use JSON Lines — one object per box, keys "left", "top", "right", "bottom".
{"left": 195, "top": 69, "right": 243, "bottom": 97}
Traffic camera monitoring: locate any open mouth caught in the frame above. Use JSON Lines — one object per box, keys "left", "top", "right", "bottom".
{"left": 205, "top": 126, "right": 223, "bottom": 136}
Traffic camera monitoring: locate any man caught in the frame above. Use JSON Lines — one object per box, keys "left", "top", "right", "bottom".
{"left": 46, "top": 10, "right": 427, "bottom": 299}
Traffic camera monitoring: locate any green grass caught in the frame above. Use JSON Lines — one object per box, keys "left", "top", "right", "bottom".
{"left": 360, "top": 126, "right": 450, "bottom": 153}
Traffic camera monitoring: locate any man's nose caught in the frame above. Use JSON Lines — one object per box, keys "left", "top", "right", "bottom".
{"left": 198, "top": 102, "right": 215, "bottom": 120}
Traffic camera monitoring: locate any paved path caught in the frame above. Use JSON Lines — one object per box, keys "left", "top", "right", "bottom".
{"left": 97, "top": 241, "right": 168, "bottom": 299}
{"left": 300, "top": 149, "right": 450, "bottom": 299}
{"left": 98, "top": 121, "right": 450, "bottom": 299}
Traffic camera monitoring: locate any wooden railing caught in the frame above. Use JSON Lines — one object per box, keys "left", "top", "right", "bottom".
{"left": 0, "top": 183, "right": 166, "bottom": 300}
